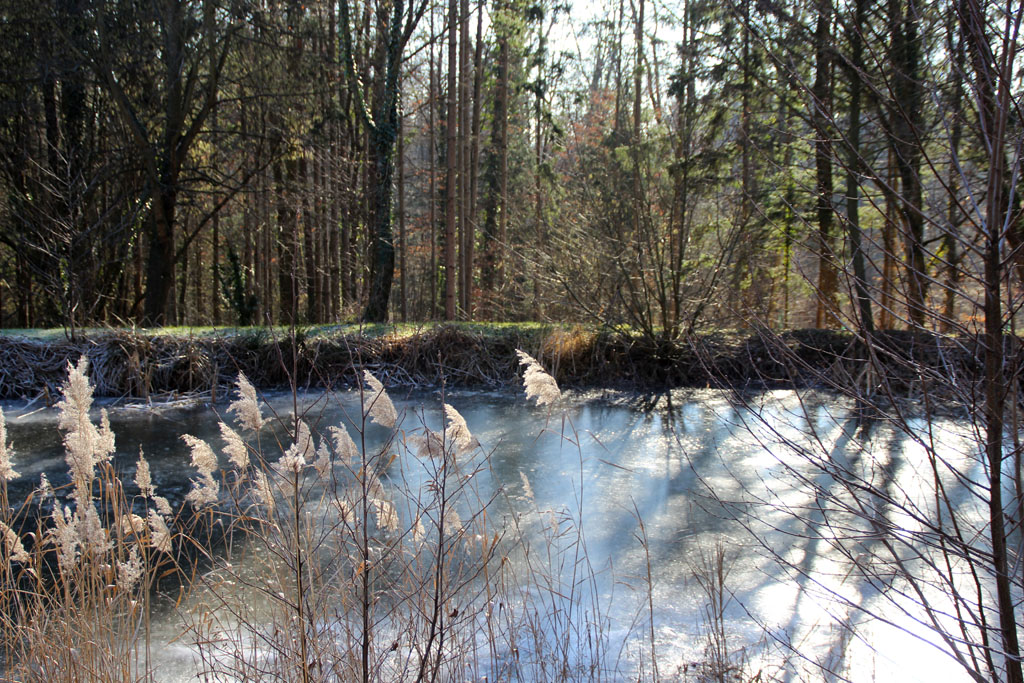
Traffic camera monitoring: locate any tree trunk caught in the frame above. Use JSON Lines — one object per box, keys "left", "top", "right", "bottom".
{"left": 362, "top": 124, "right": 397, "bottom": 322}
{"left": 480, "top": 0, "right": 510, "bottom": 318}
{"left": 398, "top": 100, "right": 407, "bottom": 323}
{"left": 497, "top": 27, "right": 510, "bottom": 317}
{"left": 880, "top": 149, "right": 898, "bottom": 330}
{"left": 16, "top": 253, "right": 30, "bottom": 328}
{"left": 143, "top": 187, "right": 177, "bottom": 326}
{"left": 961, "top": 0, "right": 1024, "bottom": 676}
{"left": 132, "top": 216, "right": 143, "bottom": 321}
{"left": 888, "top": 0, "right": 927, "bottom": 327}
{"left": 466, "top": 0, "right": 484, "bottom": 320}
{"left": 632, "top": 0, "right": 644, "bottom": 244}
{"left": 302, "top": 153, "right": 318, "bottom": 322}
{"left": 941, "top": 6, "right": 964, "bottom": 332}
{"left": 445, "top": 0, "right": 458, "bottom": 320}
{"left": 428, "top": 11, "right": 438, "bottom": 319}
{"left": 211, "top": 209, "right": 220, "bottom": 325}
{"left": 458, "top": 0, "right": 470, "bottom": 316}
{"left": 327, "top": 2, "right": 340, "bottom": 321}
{"left": 813, "top": 0, "right": 838, "bottom": 328}
{"left": 844, "top": 0, "right": 873, "bottom": 336}
{"left": 276, "top": 157, "right": 299, "bottom": 325}
{"left": 194, "top": 232, "right": 204, "bottom": 323}
{"left": 313, "top": 148, "right": 325, "bottom": 323}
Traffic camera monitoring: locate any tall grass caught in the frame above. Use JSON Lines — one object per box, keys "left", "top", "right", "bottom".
{"left": 0, "top": 357, "right": 179, "bottom": 681}
{"left": 0, "top": 352, "right": 674, "bottom": 681}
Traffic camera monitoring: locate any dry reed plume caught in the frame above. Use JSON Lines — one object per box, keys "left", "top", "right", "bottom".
{"left": 0, "top": 353, "right": 669, "bottom": 681}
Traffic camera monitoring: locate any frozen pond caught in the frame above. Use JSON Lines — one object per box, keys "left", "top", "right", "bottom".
{"left": 1, "top": 387, "right": 985, "bottom": 681}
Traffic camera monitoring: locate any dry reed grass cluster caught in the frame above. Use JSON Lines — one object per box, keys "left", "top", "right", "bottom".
{"left": 0, "top": 350, "right": 678, "bottom": 681}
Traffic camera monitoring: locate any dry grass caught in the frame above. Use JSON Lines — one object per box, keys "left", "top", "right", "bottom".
{"left": 0, "top": 325, "right": 1007, "bottom": 405}
{"left": 0, "top": 358, "right": 183, "bottom": 681}
{"left": 0, "top": 351, "right": 679, "bottom": 682}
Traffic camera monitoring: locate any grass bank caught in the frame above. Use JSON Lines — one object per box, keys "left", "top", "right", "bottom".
{"left": 0, "top": 323, "right": 1007, "bottom": 401}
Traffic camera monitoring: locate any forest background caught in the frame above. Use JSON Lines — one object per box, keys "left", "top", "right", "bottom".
{"left": 0, "top": 0, "right": 1020, "bottom": 344}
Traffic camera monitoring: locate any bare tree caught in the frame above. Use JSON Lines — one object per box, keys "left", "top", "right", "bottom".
{"left": 85, "top": 0, "right": 234, "bottom": 325}
{"left": 339, "top": 0, "right": 430, "bottom": 322}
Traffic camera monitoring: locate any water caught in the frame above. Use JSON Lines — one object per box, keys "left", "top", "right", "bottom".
{"left": 1, "top": 388, "right": 984, "bottom": 681}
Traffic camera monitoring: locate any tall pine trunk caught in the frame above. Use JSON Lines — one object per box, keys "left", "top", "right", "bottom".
{"left": 844, "top": 0, "right": 873, "bottom": 336}
{"left": 888, "top": 0, "right": 927, "bottom": 327}
{"left": 813, "top": 0, "right": 838, "bottom": 328}
{"left": 445, "top": 0, "right": 458, "bottom": 320}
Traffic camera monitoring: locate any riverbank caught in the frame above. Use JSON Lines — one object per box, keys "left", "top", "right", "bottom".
{"left": 0, "top": 323, "right": 1008, "bottom": 401}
